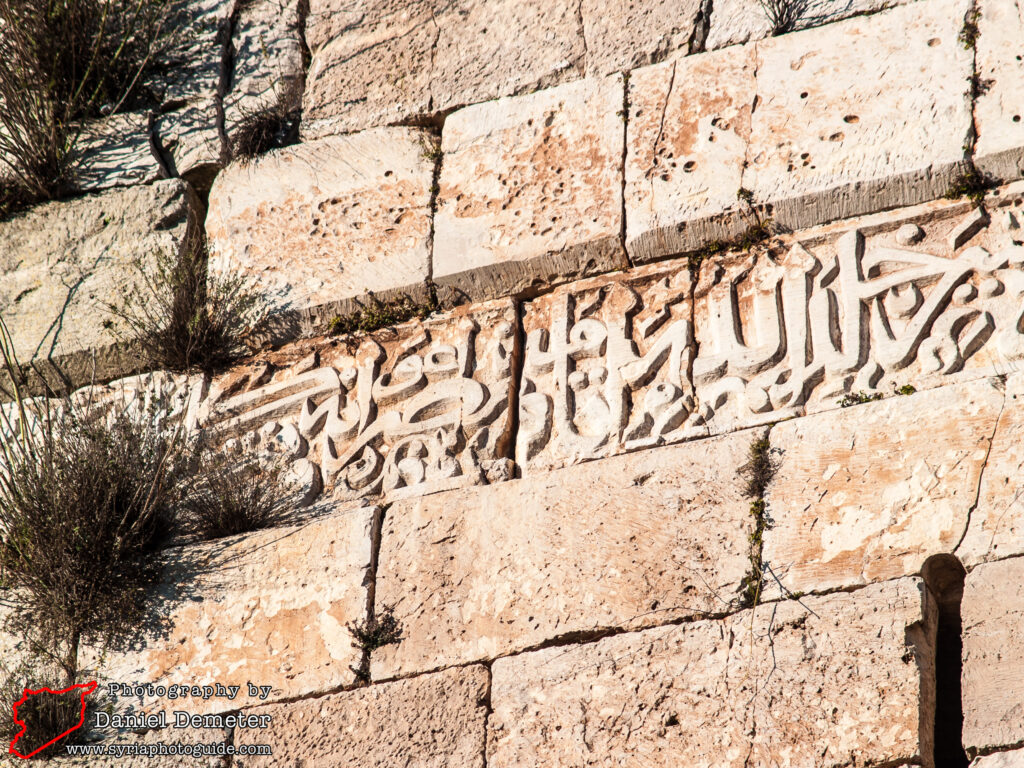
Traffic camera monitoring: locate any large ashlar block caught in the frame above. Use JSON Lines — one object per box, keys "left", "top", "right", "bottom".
{"left": 742, "top": 0, "right": 975, "bottom": 231}
{"left": 517, "top": 260, "right": 695, "bottom": 474}
{"left": 234, "top": 666, "right": 489, "bottom": 767}
{"left": 302, "top": 0, "right": 584, "bottom": 139}
{"left": 91, "top": 507, "right": 376, "bottom": 716}
{"left": 489, "top": 578, "right": 936, "bottom": 768}
{"left": 582, "top": 0, "right": 704, "bottom": 75}
{"left": 962, "top": 557, "right": 1024, "bottom": 754}
{"left": 372, "top": 432, "right": 756, "bottom": 680}
{"left": 691, "top": 190, "right": 1024, "bottom": 434}
{"left": 957, "top": 372, "right": 1024, "bottom": 566}
{"left": 625, "top": 44, "right": 757, "bottom": 263}
{"left": 206, "top": 129, "right": 434, "bottom": 317}
{"left": 191, "top": 299, "right": 518, "bottom": 506}
{"left": 0, "top": 180, "right": 200, "bottom": 390}
{"left": 974, "top": 0, "right": 1024, "bottom": 182}
{"left": 433, "top": 75, "right": 627, "bottom": 301}
{"left": 763, "top": 378, "right": 1003, "bottom": 595}
{"left": 706, "top": 0, "right": 917, "bottom": 50}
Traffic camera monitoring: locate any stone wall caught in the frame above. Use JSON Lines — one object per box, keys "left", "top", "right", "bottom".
{"left": 2, "top": 0, "right": 1024, "bottom": 765}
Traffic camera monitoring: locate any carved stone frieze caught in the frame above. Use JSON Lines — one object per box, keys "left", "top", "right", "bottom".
{"left": 192, "top": 299, "right": 519, "bottom": 504}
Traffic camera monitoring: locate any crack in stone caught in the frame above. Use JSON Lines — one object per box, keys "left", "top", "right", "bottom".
{"left": 953, "top": 379, "right": 1007, "bottom": 554}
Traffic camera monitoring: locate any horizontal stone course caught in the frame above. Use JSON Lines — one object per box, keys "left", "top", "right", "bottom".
{"left": 488, "top": 577, "right": 934, "bottom": 768}
{"left": 233, "top": 666, "right": 489, "bottom": 768}
{"left": 962, "top": 556, "right": 1024, "bottom": 755}
{"left": 763, "top": 378, "right": 1004, "bottom": 595}
{"left": 372, "top": 431, "right": 757, "bottom": 680}
{"left": 974, "top": 0, "right": 1024, "bottom": 182}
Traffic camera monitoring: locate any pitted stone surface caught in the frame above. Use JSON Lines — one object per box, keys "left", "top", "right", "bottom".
{"left": 91, "top": 507, "right": 375, "bottom": 715}
{"left": 233, "top": 666, "right": 489, "bottom": 767}
{"left": 763, "top": 379, "right": 1003, "bottom": 595}
{"left": 433, "top": 75, "right": 626, "bottom": 301}
{"left": 974, "top": 0, "right": 1024, "bottom": 182}
{"left": 303, "top": 0, "right": 584, "bottom": 138}
{"left": 206, "top": 128, "right": 434, "bottom": 316}
{"left": 582, "top": 0, "right": 704, "bottom": 75}
{"left": 372, "top": 432, "right": 756, "bottom": 680}
{"left": 962, "top": 557, "right": 1024, "bottom": 754}
{"left": 488, "top": 578, "right": 934, "bottom": 768}
{"left": 958, "top": 373, "right": 1024, "bottom": 566}
{"left": 625, "top": 45, "right": 756, "bottom": 263}
{"left": 0, "top": 180, "right": 199, "bottom": 386}
{"left": 706, "top": 0, "right": 917, "bottom": 50}
{"left": 741, "top": 0, "right": 974, "bottom": 231}
{"left": 191, "top": 299, "right": 518, "bottom": 506}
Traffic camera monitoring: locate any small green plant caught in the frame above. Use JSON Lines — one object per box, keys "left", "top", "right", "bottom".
{"left": 418, "top": 135, "right": 442, "bottom": 163}
{"left": 327, "top": 284, "right": 440, "bottom": 339}
{"left": 0, "top": 0, "right": 173, "bottom": 216}
{"left": 959, "top": 9, "right": 980, "bottom": 49}
{"left": 894, "top": 384, "right": 917, "bottom": 396}
{"left": 737, "top": 187, "right": 755, "bottom": 205}
{"left": 757, "top": 0, "right": 809, "bottom": 35}
{"left": 0, "top": 661, "right": 96, "bottom": 758}
{"left": 347, "top": 604, "right": 403, "bottom": 653}
{"left": 230, "top": 78, "right": 303, "bottom": 162}
{"left": 105, "top": 233, "right": 265, "bottom": 372}
{"left": 737, "top": 435, "right": 777, "bottom": 608}
{"left": 838, "top": 390, "right": 884, "bottom": 407}
{"left": 945, "top": 167, "right": 992, "bottom": 205}
{"left": 686, "top": 218, "right": 774, "bottom": 273}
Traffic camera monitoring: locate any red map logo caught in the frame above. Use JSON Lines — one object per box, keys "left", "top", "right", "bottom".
{"left": 8, "top": 680, "right": 97, "bottom": 759}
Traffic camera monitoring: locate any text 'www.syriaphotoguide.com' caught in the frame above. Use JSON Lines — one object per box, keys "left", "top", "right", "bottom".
{"left": 64, "top": 743, "right": 272, "bottom": 758}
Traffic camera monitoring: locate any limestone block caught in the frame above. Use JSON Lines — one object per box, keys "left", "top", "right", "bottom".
{"left": 706, "top": 0, "right": 917, "bottom": 51}
{"left": 156, "top": 97, "right": 223, "bottom": 185}
{"left": 0, "top": 180, "right": 200, "bottom": 389}
{"left": 962, "top": 557, "right": 1024, "bottom": 754}
{"left": 625, "top": 44, "right": 756, "bottom": 264}
{"left": 742, "top": 0, "right": 975, "bottom": 232}
{"left": 372, "top": 432, "right": 756, "bottom": 679}
{"left": 206, "top": 128, "right": 434, "bottom": 317}
{"left": 303, "top": 0, "right": 435, "bottom": 138}
{"left": 957, "top": 372, "right": 1024, "bottom": 566}
{"left": 972, "top": 750, "right": 1024, "bottom": 768}
{"left": 145, "top": 0, "right": 230, "bottom": 107}
{"left": 763, "top": 378, "right": 1003, "bottom": 595}
{"left": 233, "top": 666, "right": 489, "bottom": 767}
{"left": 75, "top": 112, "right": 162, "bottom": 192}
{"left": 431, "top": 0, "right": 583, "bottom": 114}
{"left": 90, "top": 506, "right": 376, "bottom": 716}
{"left": 516, "top": 260, "right": 695, "bottom": 474}
{"left": 974, "top": 0, "right": 1024, "bottom": 182}
{"left": 433, "top": 75, "right": 626, "bottom": 301}
{"left": 303, "top": 0, "right": 584, "bottom": 138}
{"left": 691, "top": 191, "right": 1024, "bottom": 434}
{"left": 582, "top": 0, "right": 704, "bottom": 75}
{"left": 191, "top": 298, "right": 518, "bottom": 506}
{"left": 489, "top": 578, "right": 935, "bottom": 768}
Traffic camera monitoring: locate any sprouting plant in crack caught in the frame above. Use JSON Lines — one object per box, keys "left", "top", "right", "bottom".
{"left": 959, "top": 8, "right": 980, "bottom": 50}
{"left": 347, "top": 604, "right": 403, "bottom": 654}
{"left": 757, "top": 0, "right": 810, "bottom": 35}
{"left": 737, "top": 434, "right": 777, "bottom": 609}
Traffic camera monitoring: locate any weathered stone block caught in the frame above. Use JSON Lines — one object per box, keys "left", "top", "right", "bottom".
{"left": 91, "top": 507, "right": 376, "bottom": 715}
{"left": 957, "top": 372, "right": 1024, "bottom": 566}
{"left": 372, "top": 432, "right": 756, "bottom": 680}
{"left": 191, "top": 298, "right": 518, "bottom": 506}
{"left": 742, "top": 0, "right": 974, "bottom": 231}
{"left": 625, "top": 44, "right": 756, "bottom": 263}
{"left": 974, "top": 0, "right": 1024, "bottom": 182}
{"left": 433, "top": 75, "right": 626, "bottom": 301}
{"left": 706, "top": 0, "right": 916, "bottom": 51}
{"left": 962, "top": 556, "right": 1024, "bottom": 754}
{"left": 75, "top": 112, "right": 163, "bottom": 192}
{"left": 763, "top": 378, "right": 1003, "bottom": 595}
{"left": 691, "top": 191, "right": 1024, "bottom": 434}
{"left": 156, "top": 97, "right": 223, "bottom": 186}
{"left": 0, "top": 180, "right": 200, "bottom": 391}
{"left": 303, "top": 0, "right": 583, "bottom": 138}
{"left": 582, "top": 0, "right": 704, "bottom": 75}
{"left": 233, "top": 666, "right": 489, "bottom": 767}
{"left": 517, "top": 260, "right": 695, "bottom": 473}
{"left": 489, "top": 578, "right": 935, "bottom": 768}
{"left": 971, "top": 750, "right": 1024, "bottom": 768}
{"left": 206, "top": 128, "right": 434, "bottom": 317}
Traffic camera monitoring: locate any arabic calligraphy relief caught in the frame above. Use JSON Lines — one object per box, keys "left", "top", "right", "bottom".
{"left": 518, "top": 199, "right": 1024, "bottom": 473}
{"left": 191, "top": 298, "right": 519, "bottom": 504}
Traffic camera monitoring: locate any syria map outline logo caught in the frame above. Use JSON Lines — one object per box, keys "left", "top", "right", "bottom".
{"left": 8, "top": 680, "right": 97, "bottom": 759}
